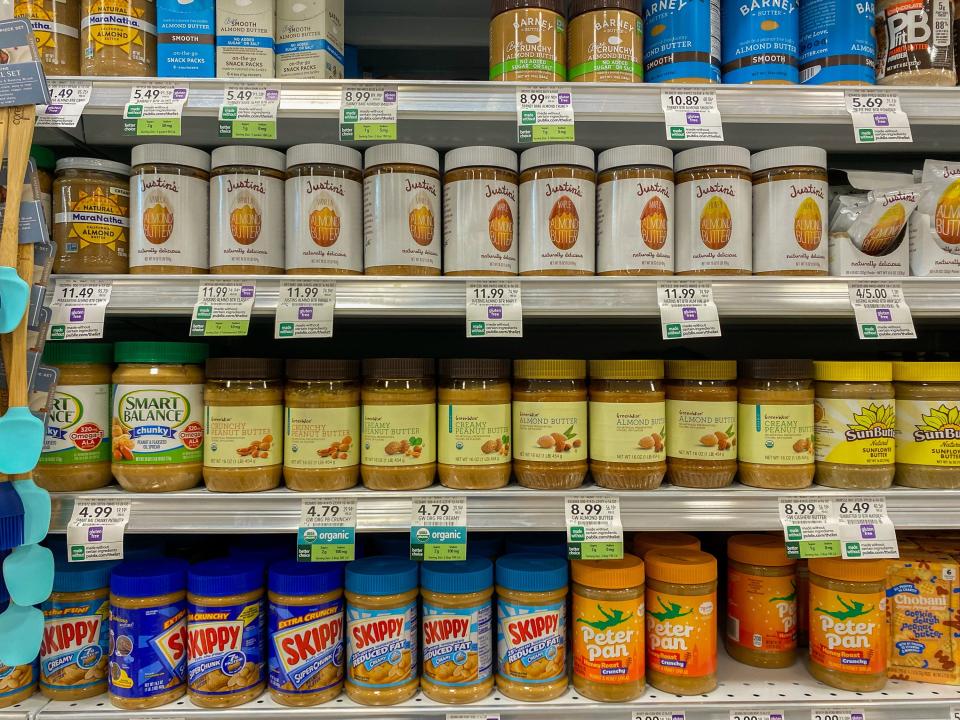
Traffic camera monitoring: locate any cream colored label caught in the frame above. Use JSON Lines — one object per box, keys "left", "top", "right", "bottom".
{"left": 284, "top": 405, "right": 359, "bottom": 469}
{"left": 815, "top": 397, "right": 895, "bottom": 466}
{"left": 361, "top": 403, "right": 436, "bottom": 466}
{"left": 597, "top": 176, "right": 674, "bottom": 273}
{"left": 285, "top": 174, "right": 362, "bottom": 272}
{"left": 590, "top": 400, "right": 665, "bottom": 463}
{"left": 753, "top": 178, "right": 828, "bottom": 273}
{"left": 438, "top": 403, "right": 511, "bottom": 466}
{"left": 519, "top": 177, "right": 596, "bottom": 273}
{"left": 442, "top": 177, "right": 519, "bottom": 274}
{"left": 489, "top": 8, "right": 565, "bottom": 82}
{"left": 204, "top": 404, "right": 282, "bottom": 467}
{"left": 210, "top": 172, "right": 284, "bottom": 269}
{"left": 666, "top": 399, "right": 736, "bottom": 460}
{"left": 363, "top": 172, "right": 441, "bottom": 271}
{"left": 512, "top": 400, "right": 587, "bottom": 462}
{"left": 130, "top": 173, "right": 209, "bottom": 270}
{"left": 675, "top": 177, "right": 752, "bottom": 273}
{"left": 738, "top": 402, "right": 814, "bottom": 466}
{"left": 216, "top": 0, "right": 274, "bottom": 78}
{"left": 275, "top": 0, "right": 344, "bottom": 78}
{"left": 896, "top": 399, "right": 960, "bottom": 467}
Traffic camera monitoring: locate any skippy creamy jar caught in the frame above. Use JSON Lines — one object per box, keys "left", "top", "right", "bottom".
{"left": 642, "top": 0, "right": 721, "bottom": 83}
{"left": 721, "top": 0, "right": 800, "bottom": 84}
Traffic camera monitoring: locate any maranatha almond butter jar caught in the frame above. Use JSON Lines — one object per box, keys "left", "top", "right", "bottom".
{"left": 567, "top": 0, "right": 643, "bottom": 83}
{"left": 490, "top": 0, "right": 567, "bottom": 82}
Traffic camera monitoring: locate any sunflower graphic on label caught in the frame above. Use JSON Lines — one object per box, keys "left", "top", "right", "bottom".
{"left": 309, "top": 193, "right": 340, "bottom": 248}
{"left": 488, "top": 198, "right": 513, "bottom": 252}
{"left": 846, "top": 403, "right": 896, "bottom": 440}
{"left": 229, "top": 191, "right": 262, "bottom": 245}
{"left": 915, "top": 405, "right": 960, "bottom": 441}
{"left": 640, "top": 195, "right": 668, "bottom": 250}
{"left": 548, "top": 195, "right": 579, "bottom": 250}
{"left": 794, "top": 196, "right": 822, "bottom": 251}
{"left": 699, "top": 196, "right": 732, "bottom": 250}
{"left": 408, "top": 192, "right": 435, "bottom": 246}
{"left": 935, "top": 178, "right": 960, "bottom": 247}
{"left": 68, "top": 189, "right": 127, "bottom": 250}
{"left": 141, "top": 190, "right": 174, "bottom": 245}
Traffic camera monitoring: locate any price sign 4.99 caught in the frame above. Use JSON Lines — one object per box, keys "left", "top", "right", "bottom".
{"left": 67, "top": 497, "right": 131, "bottom": 562}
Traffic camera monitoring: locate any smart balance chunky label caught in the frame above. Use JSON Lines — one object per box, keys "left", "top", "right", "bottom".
{"left": 269, "top": 597, "right": 344, "bottom": 695}
{"left": 422, "top": 601, "right": 493, "bottom": 688}
{"left": 643, "top": 0, "right": 721, "bottom": 83}
{"left": 721, "top": 0, "right": 800, "bottom": 84}
{"left": 40, "top": 598, "right": 109, "bottom": 690}
{"left": 187, "top": 599, "right": 265, "bottom": 697}
{"left": 346, "top": 602, "right": 418, "bottom": 689}
{"left": 496, "top": 600, "right": 566, "bottom": 684}
{"left": 41, "top": 384, "right": 110, "bottom": 465}
{"left": 109, "top": 602, "right": 187, "bottom": 699}
{"left": 800, "top": 0, "right": 876, "bottom": 85}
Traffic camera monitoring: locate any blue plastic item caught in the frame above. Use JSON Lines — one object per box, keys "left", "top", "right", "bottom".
{"left": 111, "top": 558, "right": 188, "bottom": 598}
{"left": 0, "top": 602, "right": 43, "bottom": 667}
{"left": 188, "top": 559, "right": 264, "bottom": 597}
{"left": 422, "top": 558, "right": 492, "bottom": 595}
{"left": 51, "top": 554, "right": 116, "bottom": 592}
{"left": 13, "top": 478, "right": 50, "bottom": 545}
{"left": 3, "top": 544, "right": 53, "bottom": 606}
{"left": 345, "top": 556, "right": 418, "bottom": 596}
{"left": 495, "top": 553, "right": 568, "bottom": 592}
{"left": 0, "top": 409, "right": 44, "bottom": 474}
{"left": 268, "top": 559, "right": 343, "bottom": 597}
{"left": 0, "top": 483, "right": 23, "bottom": 551}
{"left": 0, "top": 277, "right": 29, "bottom": 335}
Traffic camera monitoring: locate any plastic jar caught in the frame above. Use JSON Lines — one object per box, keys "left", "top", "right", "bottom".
{"left": 16, "top": 0, "right": 79, "bottom": 75}
{"left": 512, "top": 359, "right": 588, "bottom": 490}
{"left": 112, "top": 342, "right": 207, "bottom": 493}
{"left": 495, "top": 553, "right": 568, "bottom": 702}
{"left": 40, "top": 559, "right": 114, "bottom": 699}
{"left": 285, "top": 144, "right": 363, "bottom": 275}
{"left": 31, "top": 145, "right": 55, "bottom": 229}
{"left": 725, "top": 534, "right": 797, "bottom": 669}
{"left": 571, "top": 554, "right": 645, "bottom": 702}
{"left": 267, "top": 561, "right": 345, "bottom": 707}
{"left": 519, "top": 145, "right": 596, "bottom": 275}
{"left": 632, "top": 532, "right": 700, "bottom": 558}
{"left": 665, "top": 360, "right": 738, "bottom": 488}
{"left": 203, "top": 358, "right": 284, "bottom": 493}
{"left": 737, "top": 359, "right": 816, "bottom": 490}
{"left": 0, "top": 590, "right": 36, "bottom": 708}
{"left": 344, "top": 557, "right": 419, "bottom": 705}
{"left": 721, "top": 0, "right": 799, "bottom": 84}
{"left": 442, "top": 146, "right": 519, "bottom": 275}
{"left": 437, "top": 358, "right": 512, "bottom": 490}
{"left": 876, "top": 0, "right": 956, "bottom": 86}
{"left": 363, "top": 144, "right": 441, "bottom": 275}
{"left": 568, "top": 0, "right": 642, "bottom": 82}
{"left": 808, "top": 558, "right": 888, "bottom": 692}
{"left": 36, "top": 342, "right": 112, "bottom": 492}
{"left": 187, "top": 560, "right": 266, "bottom": 707}
{"left": 361, "top": 358, "right": 437, "bottom": 491}
{"left": 53, "top": 158, "right": 131, "bottom": 275}
{"left": 283, "top": 359, "right": 360, "bottom": 492}
{"left": 490, "top": 0, "right": 566, "bottom": 82}
{"left": 129, "top": 144, "right": 210, "bottom": 274}
{"left": 80, "top": 0, "right": 157, "bottom": 76}
{"left": 814, "top": 361, "right": 895, "bottom": 490}
{"left": 108, "top": 559, "right": 189, "bottom": 710}
{"left": 800, "top": 0, "right": 876, "bottom": 85}
{"left": 645, "top": 549, "right": 718, "bottom": 695}
{"left": 894, "top": 362, "right": 960, "bottom": 488}
{"left": 751, "top": 147, "right": 829, "bottom": 275}
{"left": 643, "top": 0, "right": 720, "bottom": 83}
{"left": 209, "top": 146, "right": 285, "bottom": 274}
{"left": 596, "top": 145, "right": 674, "bottom": 275}
{"left": 421, "top": 559, "right": 495, "bottom": 704}
{"left": 675, "top": 146, "right": 752, "bottom": 274}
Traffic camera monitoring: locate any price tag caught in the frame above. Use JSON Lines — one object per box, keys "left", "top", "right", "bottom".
{"left": 657, "top": 280, "right": 720, "bottom": 339}
{"left": 218, "top": 84, "right": 280, "bottom": 139}
{"left": 298, "top": 497, "right": 357, "bottom": 562}
{"left": 47, "top": 279, "right": 112, "bottom": 340}
{"left": 275, "top": 280, "right": 334, "bottom": 339}
{"left": 811, "top": 711, "right": 865, "bottom": 720}
{"left": 845, "top": 90, "right": 913, "bottom": 143}
{"left": 466, "top": 280, "right": 522, "bottom": 338}
{"left": 565, "top": 496, "right": 623, "bottom": 560}
{"left": 36, "top": 80, "right": 92, "bottom": 128}
{"left": 835, "top": 496, "right": 899, "bottom": 559}
{"left": 410, "top": 496, "right": 467, "bottom": 561}
{"left": 950, "top": 706, "right": 960, "bottom": 720}
{"left": 848, "top": 281, "right": 916, "bottom": 340}
{"left": 340, "top": 85, "right": 398, "bottom": 141}
{"left": 778, "top": 496, "right": 840, "bottom": 559}
{"left": 633, "top": 712, "right": 685, "bottom": 720}
{"left": 190, "top": 280, "right": 255, "bottom": 337}
{"left": 67, "top": 497, "right": 131, "bottom": 562}
{"left": 123, "top": 82, "right": 189, "bottom": 136}
{"left": 516, "top": 87, "right": 575, "bottom": 143}
{"left": 730, "top": 713, "right": 783, "bottom": 720}
{"left": 446, "top": 714, "right": 500, "bottom": 720}
{"left": 661, "top": 88, "right": 724, "bottom": 141}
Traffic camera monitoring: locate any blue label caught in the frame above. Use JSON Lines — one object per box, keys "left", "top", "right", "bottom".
{"left": 187, "top": 597, "right": 265, "bottom": 697}
{"left": 216, "top": 34, "right": 274, "bottom": 49}
{"left": 109, "top": 600, "right": 187, "bottom": 699}
{"left": 40, "top": 596, "right": 109, "bottom": 691}
{"left": 496, "top": 599, "right": 566, "bottom": 685}
{"left": 157, "top": 0, "right": 215, "bottom": 76}
{"left": 799, "top": 0, "right": 876, "bottom": 85}
{"left": 422, "top": 600, "right": 492, "bottom": 688}
{"left": 0, "top": 661, "right": 37, "bottom": 698}
{"left": 346, "top": 601, "right": 417, "bottom": 689}
{"left": 643, "top": 0, "right": 720, "bottom": 83}
{"left": 275, "top": 37, "right": 345, "bottom": 64}
{"left": 269, "top": 597, "right": 344, "bottom": 695}
{"left": 721, "top": 0, "right": 800, "bottom": 84}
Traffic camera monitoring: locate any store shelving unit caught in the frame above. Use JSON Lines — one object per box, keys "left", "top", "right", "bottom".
{"left": 0, "top": 695, "right": 46, "bottom": 720}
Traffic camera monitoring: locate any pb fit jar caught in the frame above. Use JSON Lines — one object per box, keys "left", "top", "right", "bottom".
{"left": 490, "top": 0, "right": 566, "bottom": 81}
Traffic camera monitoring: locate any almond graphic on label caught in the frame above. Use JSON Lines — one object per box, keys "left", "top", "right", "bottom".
{"left": 699, "top": 195, "right": 732, "bottom": 250}
{"left": 761, "top": 20, "right": 779, "bottom": 30}
{"left": 229, "top": 192, "right": 262, "bottom": 245}
{"left": 488, "top": 198, "right": 514, "bottom": 252}
{"left": 640, "top": 195, "right": 668, "bottom": 250}
{"left": 309, "top": 194, "right": 340, "bottom": 248}
{"left": 408, "top": 192, "right": 434, "bottom": 246}
{"left": 860, "top": 203, "right": 905, "bottom": 256}
{"left": 650, "top": 23, "right": 666, "bottom": 36}
{"left": 794, "top": 196, "right": 822, "bottom": 251}
{"left": 935, "top": 179, "right": 960, "bottom": 246}
{"left": 548, "top": 195, "right": 580, "bottom": 250}
{"left": 142, "top": 195, "right": 174, "bottom": 245}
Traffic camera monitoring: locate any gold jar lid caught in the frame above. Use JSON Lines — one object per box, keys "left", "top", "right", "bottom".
{"left": 893, "top": 362, "right": 960, "bottom": 383}
{"left": 814, "top": 361, "right": 892, "bottom": 383}
{"left": 589, "top": 359, "right": 663, "bottom": 380}
{"left": 514, "top": 359, "right": 587, "bottom": 380}
{"left": 666, "top": 360, "right": 737, "bottom": 381}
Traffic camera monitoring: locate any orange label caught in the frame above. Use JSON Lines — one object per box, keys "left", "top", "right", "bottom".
{"left": 572, "top": 594, "right": 644, "bottom": 685}
{"left": 809, "top": 584, "right": 886, "bottom": 675}
{"left": 726, "top": 569, "right": 797, "bottom": 654}
{"left": 645, "top": 589, "right": 716, "bottom": 678}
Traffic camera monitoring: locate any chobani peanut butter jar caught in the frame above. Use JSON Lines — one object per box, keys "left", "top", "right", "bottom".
{"left": 568, "top": 0, "right": 643, "bottom": 83}
{"left": 490, "top": 0, "right": 566, "bottom": 82}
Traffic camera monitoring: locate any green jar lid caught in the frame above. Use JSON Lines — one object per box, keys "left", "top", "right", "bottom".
{"left": 31, "top": 145, "right": 55, "bottom": 171}
{"left": 114, "top": 341, "right": 208, "bottom": 365}
{"left": 42, "top": 342, "right": 113, "bottom": 365}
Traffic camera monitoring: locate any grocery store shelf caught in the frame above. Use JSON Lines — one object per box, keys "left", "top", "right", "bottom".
{"left": 0, "top": 694, "right": 46, "bottom": 720}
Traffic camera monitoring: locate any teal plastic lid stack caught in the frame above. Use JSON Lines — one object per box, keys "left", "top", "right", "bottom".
{"left": 42, "top": 342, "right": 113, "bottom": 365}
{"left": 52, "top": 557, "right": 116, "bottom": 593}
{"left": 422, "top": 558, "right": 492, "bottom": 596}
{"left": 188, "top": 560, "right": 264, "bottom": 597}
{"left": 496, "top": 554, "right": 568, "bottom": 592}
{"left": 269, "top": 560, "right": 343, "bottom": 597}
{"left": 346, "top": 556, "right": 418, "bottom": 596}
{"left": 113, "top": 341, "right": 209, "bottom": 365}
{"left": 111, "top": 559, "right": 188, "bottom": 598}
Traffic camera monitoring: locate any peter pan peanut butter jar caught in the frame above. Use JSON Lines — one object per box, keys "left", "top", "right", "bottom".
{"left": 894, "top": 362, "right": 960, "bottom": 489}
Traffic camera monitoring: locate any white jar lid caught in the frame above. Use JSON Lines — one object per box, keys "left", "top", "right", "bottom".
{"left": 674, "top": 145, "right": 751, "bottom": 173}
{"left": 55, "top": 157, "right": 131, "bottom": 176}
{"left": 131, "top": 144, "right": 211, "bottom": 172}
{"left": 211, "top": 145, "right": 286, "bottom": 172}
{"left": 598, "top": 145, "right": 673, "bottom": 173}
{"left": 444, "top": 146, "right": 518, "bottom": 174}
{"left": 286, "top": 143, "right": 362, "bottom": 171}
{"left": 751, "top": 146, "right": 828, "bottom": 173}
{"left": 365, "top": 143, "right": 439, "bottom": 172}
{"left": 520, "top": 144, "right": 595, "bottom": 173}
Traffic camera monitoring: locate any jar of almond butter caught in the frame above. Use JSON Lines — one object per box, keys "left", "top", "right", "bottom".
{"left": 490, "top": 0, "right": 566, "bottom": 82}
{"left": 568, "top": 0, "right": 643, "bottom": 83}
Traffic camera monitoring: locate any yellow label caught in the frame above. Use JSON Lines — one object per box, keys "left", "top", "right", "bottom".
{"left": 512, "top": 400, "right": 587, "bottom": 462}
{"left": 737, "top": 403, "right": 814, "bottom": 465}
{"left": 815, "top": 398, "right": 895, "bottom": 466}
{"left": 361, "top": 403, "right": 435, "bottom": 466}
{"left": 589, "top": 400, "right": 665, "bottom": 463}
{"left": 67, "top": 187, "right": 128, "bottom": 250}
{"left": 438, "top": 403, "right": 511, "bottom": 466}
{"left": 665, "top": 399, "right": 736, "bottom": 460}
{"left": 809, "top": 584, "right": 886, "bottom": 676}
{"left": 86, "top": 0, "right": 151, "bottom": 55}
{"left": 204, "top": 404, "right": 282, "bottom": 467}
{"left": 896, "top": 399, "right": 960, "bottom": 467}
{"left": 572, "top": 593, "right": 644, "bottom": 684}
{"left": 284, "top": 405, "right": 359, "bottom": 469}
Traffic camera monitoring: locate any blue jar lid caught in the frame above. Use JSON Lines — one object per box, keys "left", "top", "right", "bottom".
{"left": 269, "top": 560, "right": 343, "bottom": 597}
{"left": 188, "top": 559, "right": 264, "bottom": 597}
{"left": 467, "top": 533, "right": 501, "bottom": 559}
{"left": 505, "top": 532, "right": 568, "bottom": 559}
{"left": 53, "top": 556, "right": 117, "bottom": 593}
{"left": 496, "top": 553, "right": 568, "bottom": 592}
{"left": 111, "top": 559, "right": 188, "bottom": 598}
{"left": 422, "top": 558, "right": 492, "bottom": 595}
{"left": 345, "top": 556, "right": 417, "bottom": 596}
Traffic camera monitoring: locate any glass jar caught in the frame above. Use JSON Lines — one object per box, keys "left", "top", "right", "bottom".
{"left": 894, "top": 362, "right": 960, "bottom": 489}
{"left": 489, "top": 0, "right": 566, "bottom": 82}
{"left": 512, "top": 359, "right": 588, "bottom": 490}
{"left": 283, "top": 359, "right": 360, "bottom": 492}
{"left": 80, "top": 0, "right": 157, "bottom": 76}
{"left": 568, "top": 0, "right": 642, "bottom": 82}
{"left": 665, "top": 360, "right": 738, "bottom": 488}
{"left": 438, "top": 358, "right": 512, "bottom": 490}
{"left": 16, "top": 0, "right": 80, "bottom": 75}
{"left": 589, "top": 359, "right": 666, "bottom": 490}
{"left": 737, "top": 359, "right": 816, "bottom": 490}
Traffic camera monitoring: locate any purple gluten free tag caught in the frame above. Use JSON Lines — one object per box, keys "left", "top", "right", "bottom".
{"left": 873, "top": 113, "right": 889, "bottom": 127}
{"left": 87, "top": 527, "right": 103, "bottom": 542}
{"left": 70, "top": 307, "right": 85, "bottom": 322}
{"left": 860, "top": 524, "right": 877, "bottom": 540}
{"left": 487, "top": 306, "right": 503, "bottom": 320}
{"left": 686, "top": 112, "right": 702, "bottom": 125}
{"left": 240, "top": 285, "right": 255, "bottom": 299}
{"left": 682, "top": 307, "right": 698, "bottom": 321}
{"left": 384, "top": 90, "right": 397, "bottom": 103}
{"left": 876, "top": 308, "right": 892, "bottom": 322}
{"left": 298, "top": 306, "right": 313, "bottom": 320}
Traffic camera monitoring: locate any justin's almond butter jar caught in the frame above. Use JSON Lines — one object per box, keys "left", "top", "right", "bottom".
{"left": 568, "top": 0, "right": 642, "bottom": 82}
{"left": 490, "top": 0, "right": 566, "bottom": 82}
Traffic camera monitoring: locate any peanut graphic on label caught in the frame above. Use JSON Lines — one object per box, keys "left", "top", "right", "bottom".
{"left": 236, "top": 434, "right": 273, "bottom": 459}
{"left": 408, "top": 193, "right": 435, "bottom": 246}
{"left": 0, "top": 665, "right": 32, "bottom": 692}
{"left": 935, "top": 179, "right": 960, "bottom": 247}
{"left": 489, "top": 198, "right": 514, "bottom": 251}
{"left": 700, "top": 195, "right": 732, "bottom": 250}
{"left": 230, "top": 192, "right": 262, "bottom": 245}
{"left": 384, "top": 437, "right": 423, "bottom": 458}
{"left": 112, "top": 417, "right": 134, "bottom": 460}
{"left": 549, "top": 195, "right": 580, "bottom": 250}
{"left": 792, "top": 437, "right": 813, "bottom": 454}
{"left": 318, "top": 435, "right": 352, "bottom": 460}
{"left": 859, "top": 203, "right": 905, "bottom": 256}
{"left": 536, "top": 426, "right": 580, "bottom": 453}
{"left": 142, "top": 192, "right": 174, "bottom": 245}
{"left": 638, "top": 429, "right": 665, "bottom": 452}
{"left": 641, "top": 195, "right": 668, "bottom": 250}
{"left": 481, "top": 434, "right": 511, "bottom": 456}
{"left": 309, "top": 194, "right": 340, "bottom": 247}
{"left": 794, "top": 196, "right": 822, "bottom": 251}
{"left": 699, "top": 426, "right": 736, "bottom": 451}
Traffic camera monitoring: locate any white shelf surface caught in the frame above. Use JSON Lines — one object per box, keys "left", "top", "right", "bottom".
{"left": 0, "top": 694, "right": 47, "bottom": 720}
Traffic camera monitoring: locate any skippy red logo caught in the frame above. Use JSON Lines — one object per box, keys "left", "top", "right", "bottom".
{"left": 149, "top": 613, "right": 187, "bottom": 675}
{"left": 499, "top": 605, "right": 565, "bottom": 673}
{"left": 41, "top": 615, "right": 104, "bottom": 675}
{"left": 273, "top": 614, "right": 344, "bottom": 689}
{"left": 424, "top": 615, "right": 470, "bottom": 646}
{"left": 187, "top": 620, "right": 245, "bottom": 680}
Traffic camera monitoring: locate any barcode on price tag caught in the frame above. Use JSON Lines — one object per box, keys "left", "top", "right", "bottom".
{"left": 633, "top": 712, "right": 685, "bottom": 720}
{"left": 848, "top": 281, "right": 916, "bottom": 340}
{"left": 298, "top": 497, "right": 357, "bottom": 562}
{"left": 410, "top": 496, "right": 467, "bottom": 561}
{"left": 123, "top": 82, "right": 188, "bottom": 136}
{"left": 47, "top": 279, "right": 112, "bottom": 340}
{"left": 37, "top": 80, "right": 92, "bottom": 128}
{"left": 661, "top": 88, "right": 724, "bottom": 141}
{"left": 730, "top": 713, "right": 783, "bottom": 720}
{"left": 811, "top": 710, "right": 864, "bottom": 720}
{"left": 845, "top": 90, "right": 912, "bottom": 144}
{"left": 340, "top": 85, "right": 398, "bottom": 141}
{"left": 516, "top": 87, "right": 575, "bottom": 143}
{"left": 657, "top": 280, "right": 721, "bottom": 339}
{"left": 67, "top": 498, "right": 131, "bottom": 562}
{"left": 190, "top": 281, "right": 255, "bottom": 337}
{"left": 565, "top": 496, "right": 623, "bottom": 560}
{"left": 275, "top": 280, "right": 334, "bottom": 339}
{"left": 219, "top": 84, "right": 280, "bottom": 139}
{"left": 778, "top": 496, "right": 839, "bottom": 559}
{"left": 466, "top": 280, "right": 522, "bottom": 337}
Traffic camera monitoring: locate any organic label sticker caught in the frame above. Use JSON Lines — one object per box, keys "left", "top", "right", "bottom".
{"left": 410, "top": 496, "right": 467, "bottom": 561}
{"left": 298, "top": 497, "right": 357, "bottom": 562}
